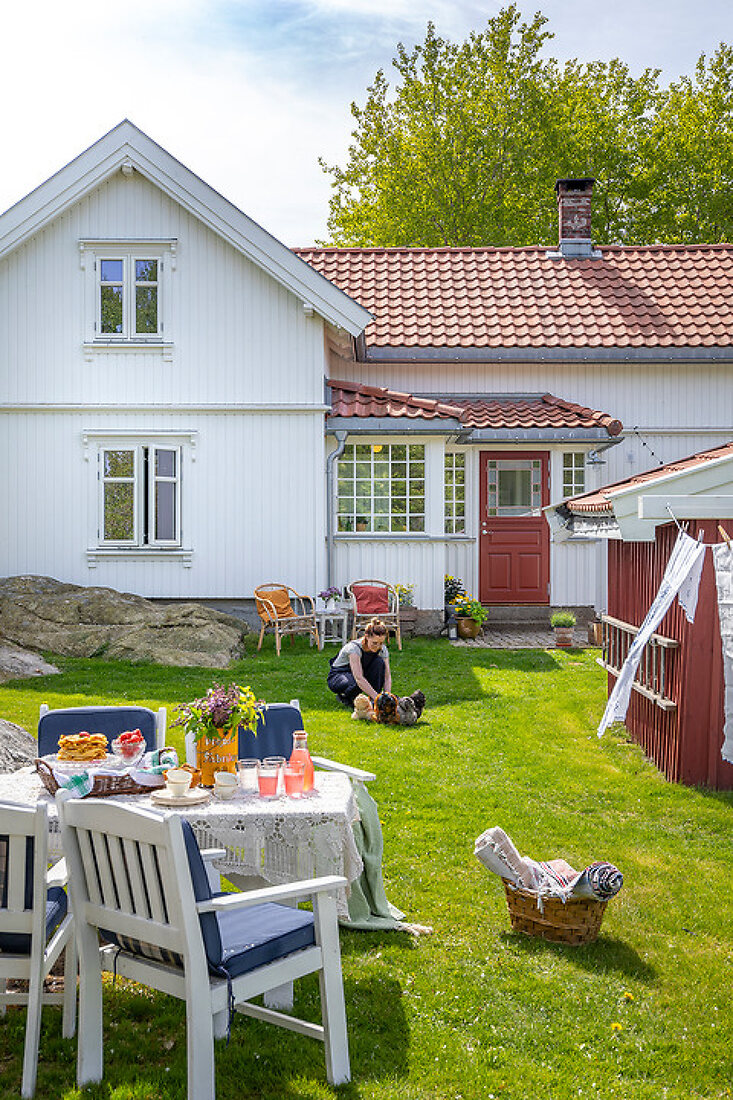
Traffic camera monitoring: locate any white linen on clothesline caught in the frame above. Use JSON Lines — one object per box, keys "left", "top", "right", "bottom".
{"left": 598, "top": 531, "right": 707, "bottom": 737}
{"left": 712, "top": 542, "right": 733, "bottom": 765}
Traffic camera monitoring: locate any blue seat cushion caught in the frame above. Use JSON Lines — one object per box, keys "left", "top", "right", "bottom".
{"left": 180, "top": 819, "right": 315, "bottom": 977}
{"left": 38, "top": 706, "right": 158, "bottom": 756}
{"left": 0, "top": 885, "right": 67, "bottom": 953}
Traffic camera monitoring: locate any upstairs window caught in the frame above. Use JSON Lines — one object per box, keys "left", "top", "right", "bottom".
{"left": 98, "top": 257, "right": 160, "bottom": 338}
{"left": 337, "top": 442, "right": 425, "bottom": 533}
{"left": 562, "top": 452, "right": 586, "bottom": 497}
{"left": 99, "top": 444, "right": 181, "bottom": 547}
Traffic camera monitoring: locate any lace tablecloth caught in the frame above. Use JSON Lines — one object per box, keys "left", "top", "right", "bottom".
{"left": 0, "top": 768, "right": 363, "bottom": 917}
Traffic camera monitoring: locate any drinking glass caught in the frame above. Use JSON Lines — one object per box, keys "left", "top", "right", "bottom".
{"left": 284, "top": 761, "right": 305, "bottom": 798}
{"left": 236, "top": 758, "right": 260, "bottom": 796}
{"left": 258, "top": 756, "right": 285, "bottom": 799}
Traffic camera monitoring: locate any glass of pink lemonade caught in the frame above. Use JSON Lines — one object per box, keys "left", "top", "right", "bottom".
{"left": 284, "top": 761, "right": 305, "bottom": 798}
{"left": 258, "top": 756, "right": 284, "bottom": 799}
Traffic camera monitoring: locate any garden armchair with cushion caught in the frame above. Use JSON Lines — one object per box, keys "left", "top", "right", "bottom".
{"left": 56, "top": 791, "right": 350, "bottom": 1099}
{"left": 254, "top": 583, "right": 320, "bottom": 656}
{"left": 347, "top": 580, "right": 402, "bottom": 650}
{"left": 0, "top": 800, "right": 77, "bottom": 1099}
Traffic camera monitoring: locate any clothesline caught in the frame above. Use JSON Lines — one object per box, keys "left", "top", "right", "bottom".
{"left": 665, "top": 505, "right": 733, "bottom": 549}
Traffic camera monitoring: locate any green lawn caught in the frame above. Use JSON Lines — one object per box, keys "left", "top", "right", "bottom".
{"left": 1, "top": 638, "right": 731, "bottom": 1099}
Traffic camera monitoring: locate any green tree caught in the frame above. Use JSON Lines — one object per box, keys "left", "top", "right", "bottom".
{"left": 321, "top": 6, "right": 731, "bottom": 246}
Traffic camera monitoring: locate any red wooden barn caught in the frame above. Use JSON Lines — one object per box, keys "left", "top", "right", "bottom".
{"left": 547, "top": 442, "right": 733, "bottom": 790}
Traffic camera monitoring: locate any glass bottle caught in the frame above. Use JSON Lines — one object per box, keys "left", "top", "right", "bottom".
{"left": 289, "top": 730, "right": 314, "bottom": 792}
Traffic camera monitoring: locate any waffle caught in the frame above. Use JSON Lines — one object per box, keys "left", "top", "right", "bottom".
{"left": 57, "top": 732, "right": 108, "bottom": 761}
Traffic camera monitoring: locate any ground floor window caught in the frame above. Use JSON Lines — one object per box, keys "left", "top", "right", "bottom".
{"left": 99, "top": 444, "right": 181, "bottom": 546}
{"left": 337, "top": 442, "right": 425, "bottom": 533}
{"left": 562, "top": 452, "right": 586, "bottom": 497}
{"left": 444, "top": 451, "right": 466, "bottom": 533}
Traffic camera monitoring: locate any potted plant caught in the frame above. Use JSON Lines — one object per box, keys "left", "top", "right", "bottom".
{"left": 395, "top": 583, "right": 418, "bottom": 634}
{"left": 444, "top": 574, "right": 465, "bottom": 628}
{"left": 318, "top": 586, "right": 343, "bottom": 609}
{"left": 551, "top": 610, "right": 576, "bottom": 648}
{"left": 173, "top": 682, "right": 264, "bottom": 787}
{"left": 450, "top": 593, "right": 488, "bottom": 639}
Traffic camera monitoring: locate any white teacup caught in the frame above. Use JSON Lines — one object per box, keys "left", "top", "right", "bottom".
{"left": 213, "top": 771, "right": 238, "bottom": 800}
{"left": 165, "top": 768, "right": 193, "bottom": 799}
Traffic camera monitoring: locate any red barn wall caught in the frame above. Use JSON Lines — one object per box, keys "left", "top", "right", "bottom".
{"left": 607, "top": 520, "right": 733, "bottom": 790}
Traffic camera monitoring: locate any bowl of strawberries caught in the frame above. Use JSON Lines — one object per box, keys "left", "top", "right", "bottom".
{"left": 111, "top": 728, "right": 146, "bottom": 764}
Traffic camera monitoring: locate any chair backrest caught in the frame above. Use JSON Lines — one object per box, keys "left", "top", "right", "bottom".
{"left": 238, "top": 702, "right": 304, "bottom": 761}
{"left": 56, "top": 794, "right": 215, "bottom": 970}
{"left": 38, "top": 705, "right": 162, "bottom": 757}
{"left": 254, "top": 584, "right": 295, "bottom": 623}
{"left": 0, "top": 801, "right": 48, "bottom": 951}
{"left": 349, "top": 581, "right": 394, "bottom": 616}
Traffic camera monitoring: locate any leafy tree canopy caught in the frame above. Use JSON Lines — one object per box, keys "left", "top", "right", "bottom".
{"left": 321, "top": 5, "right": 733, "bottom": 246}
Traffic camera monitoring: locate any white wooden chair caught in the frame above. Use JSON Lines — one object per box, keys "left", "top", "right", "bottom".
{"left": 347, "top": 580, "right": 402, "bottom": 650}
{"left": 56, "top": 791, "right": 351, "bottom": 1099}
{"left": 0, "top": 800, "right": 77, "bottom": 1099}
{"left": 38, "top": 703, "right": 167, "bottom": 755}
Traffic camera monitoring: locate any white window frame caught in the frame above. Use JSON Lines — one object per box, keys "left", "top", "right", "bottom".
{"left": 80, "top": 239, "right": 176, "bottom": 351}
{"left": 562, "top": 452, "right": 586, "bottom": 498}
{"left": 337, "top": 441, "right": 426, "bottom": 534}
{"left": 97, "top": 442, "right": 182, "bottom": 549}
{"left": 444, "top": 450, "right": 466, "bottom": 534}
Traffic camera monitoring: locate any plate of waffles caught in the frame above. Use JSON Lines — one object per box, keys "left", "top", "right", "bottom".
{"left": 42, "top": 753, "right": 120, "bottom": 774}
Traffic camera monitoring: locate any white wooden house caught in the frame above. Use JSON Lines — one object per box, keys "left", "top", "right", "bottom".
{"left": 2, "top": 125, "right": 732, "bottom": 617}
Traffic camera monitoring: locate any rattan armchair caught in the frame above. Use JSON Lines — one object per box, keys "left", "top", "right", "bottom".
{"left": 347, "top": 579, "right": 402, "bottom": 650}
{"left": 254, "top": 583, "right": 320, "bottom": 656}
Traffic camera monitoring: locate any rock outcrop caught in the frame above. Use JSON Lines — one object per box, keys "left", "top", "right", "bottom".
{"left": 0, "top": 576, "right": 247, "bottom": 668}
{"left": 0, "top": 719, "right": 37, "bottom": 772}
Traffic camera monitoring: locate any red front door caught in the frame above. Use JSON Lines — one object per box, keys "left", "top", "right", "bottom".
{"left": 479, "top": 452, "right": 550, "bottom": 604}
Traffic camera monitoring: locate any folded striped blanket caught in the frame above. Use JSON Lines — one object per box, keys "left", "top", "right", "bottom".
{"left": 475, "top": 827, "right": 623, "bottom": 902}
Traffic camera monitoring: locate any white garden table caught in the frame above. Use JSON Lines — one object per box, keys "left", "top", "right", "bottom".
{"left": 0, "top": 768, "right": 363, "bottom": 919}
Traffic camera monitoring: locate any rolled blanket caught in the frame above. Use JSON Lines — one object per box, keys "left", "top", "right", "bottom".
{"left": 474, "top": 826, "right": 540, "bottom": 890}
{"left": 570, "top": 861, "right": 624, "bottom": 901}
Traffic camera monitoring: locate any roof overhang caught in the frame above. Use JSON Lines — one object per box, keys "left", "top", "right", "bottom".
{"left": 0, "top": 121, "right": 372, "bottom": 338}
{"left": 326, "top": 416, "right": 465, "bottom": 439}
{"left": 363, "top": 346, "right": 733, "bottom": 364}
{"left": 546, "top": 452, "right": 733, "bottom": 542}
{"left": 468, "top": 427, "right": 614, "bottom": 443}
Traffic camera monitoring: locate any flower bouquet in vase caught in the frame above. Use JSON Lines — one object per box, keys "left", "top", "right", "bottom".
{"left": 173, "top": 683, "right": 263, "bottom": 787}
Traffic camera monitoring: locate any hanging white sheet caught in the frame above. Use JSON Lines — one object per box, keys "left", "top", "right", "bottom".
{"left": 598, "top": 531, "right": 707, "bottom": 737}
{"left": 712, "top": 542, "right": 733, "bottom": 764}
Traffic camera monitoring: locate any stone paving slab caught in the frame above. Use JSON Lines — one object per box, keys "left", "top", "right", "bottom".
{"left": 451, "top": 626, "right": 590, "bottom": 649}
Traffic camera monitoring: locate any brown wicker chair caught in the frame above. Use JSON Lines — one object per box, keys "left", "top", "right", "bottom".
{"left": 254, "top": 583, "right": 320, "bottom": 656}
{"left": 347, "top": 580, "right": 402, "bottom": 650}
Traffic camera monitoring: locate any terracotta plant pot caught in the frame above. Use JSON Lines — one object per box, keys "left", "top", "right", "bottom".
{"left": 457, "top": 616, "right": 481, "bottom": 639}
{"left": 554, "top": 626, "right": 574, "bottom": 648}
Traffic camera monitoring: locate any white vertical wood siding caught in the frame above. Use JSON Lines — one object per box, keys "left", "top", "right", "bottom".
{"left": 0, "top": 171, "right": 329, "bottom": 597}
{"left": 0, "top": 410, "right": 325, "bottom": 598}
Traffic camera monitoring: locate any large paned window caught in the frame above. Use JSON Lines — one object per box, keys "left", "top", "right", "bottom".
{"left": 99, "top": 445, "right": 181, "bottom": 547}
{"left": 562, "top": 452, "right": 586, "bottom": 497}
{"left": 98, "top": 256, "right": 160, "bottom": 338}
{"left": 444, "top": 451, "right": 466, "bottom": 533}
{"left": 337, "top": 442, "right": 425, "bottom": 533}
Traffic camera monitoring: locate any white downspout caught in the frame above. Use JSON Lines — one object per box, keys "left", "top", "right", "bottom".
{"left": 326, "top": 430, "right": 348, "bottom": 589}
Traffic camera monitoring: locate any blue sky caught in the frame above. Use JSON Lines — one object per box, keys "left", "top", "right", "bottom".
{"left": 1, "top": 0, "right": 730, "bottom": 245}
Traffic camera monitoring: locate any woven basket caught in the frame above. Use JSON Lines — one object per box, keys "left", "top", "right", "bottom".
{"left": 35, "top": 757, "right": 169, "bottom": 799}
{"left": 502, "top": 880, "right": 607, "bottom": 946}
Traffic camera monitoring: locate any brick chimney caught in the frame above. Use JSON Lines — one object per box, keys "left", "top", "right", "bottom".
{"left": 553, "top": 177, "right": 597, "bottom": 259}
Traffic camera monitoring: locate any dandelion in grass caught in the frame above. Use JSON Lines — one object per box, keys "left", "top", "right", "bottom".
{"left": 611, "top": 1022, "right": 623, "bottom": 1032}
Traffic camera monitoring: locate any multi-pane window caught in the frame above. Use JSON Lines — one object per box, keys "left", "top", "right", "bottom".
{"left": 444, "top": 452, "right": 466, "bottom": 533}
{"left": 486, "top": 458, "right": 542, "bottom": 516}
{"left": 100, "top": 445, "right": 181, "bottom": 546}
{"left": 337, "top": 443, "right": 425, "bottom": 533}
{"left": 98, "top": 257, "right": 160, "bottom": 337}
{"left": 562, "top": 452, "right": 585, "bottom": 497}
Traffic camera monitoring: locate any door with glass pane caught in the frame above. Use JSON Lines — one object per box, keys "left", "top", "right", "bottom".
{"left": 479, "top": 452, "right": 550, "bottom": 604}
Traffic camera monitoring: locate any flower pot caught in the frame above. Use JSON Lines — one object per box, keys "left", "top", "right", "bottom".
{"left": 554, "top": 626, "right": 574, "bottom": 648}
{"left": 457, "top": 616, "right": 481, "bottom": 640}
{"left": 196, "top": 728, "right": 238, "bottom": 787}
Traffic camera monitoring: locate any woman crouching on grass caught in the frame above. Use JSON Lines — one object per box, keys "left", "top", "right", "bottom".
{"left": 327, "top": 618, "right": 392, "bottom": 706}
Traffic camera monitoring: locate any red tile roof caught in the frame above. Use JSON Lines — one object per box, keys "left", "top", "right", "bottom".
{"left": 328, "top": 379, "right": 622, "bottom": 435}
{"left": 565, "top": 440, "right": 733, "bottom": 513}
{"left": 296, "top": 245, "right": 733, "bottom": 350}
